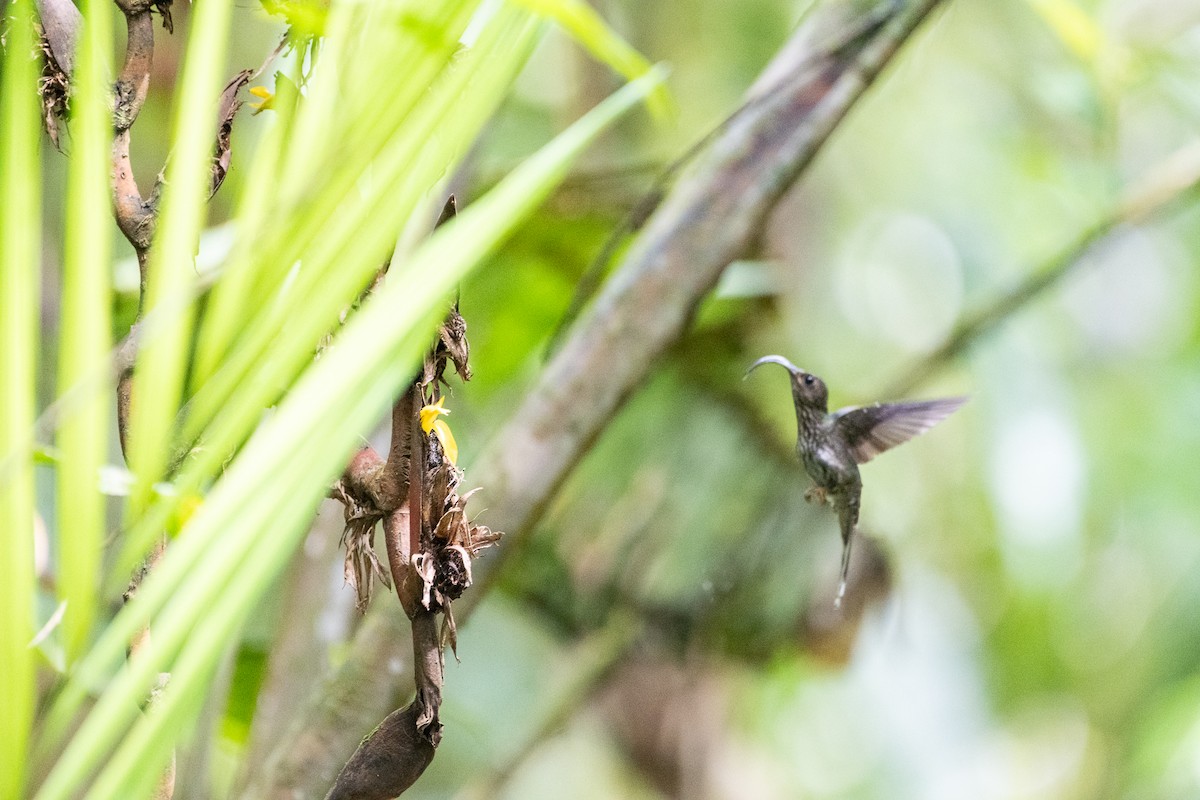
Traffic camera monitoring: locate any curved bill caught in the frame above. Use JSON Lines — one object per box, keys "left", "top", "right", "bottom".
{"left": 744, "top": 354, "right": 804, "bottom": 380}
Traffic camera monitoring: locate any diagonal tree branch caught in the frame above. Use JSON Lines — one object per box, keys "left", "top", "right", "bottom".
{"left": 542, "top": 0, "right": 901, "bottom": 360}
{"left": 243, "top": 1, "right": 949, "bottom": 796}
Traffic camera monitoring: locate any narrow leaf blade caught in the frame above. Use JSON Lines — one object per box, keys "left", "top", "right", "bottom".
{"left": 0, "top": 0, "right": 44, "bottom": 793}
{"left": 55, "top": 0, "right": 115, "bottom": 665}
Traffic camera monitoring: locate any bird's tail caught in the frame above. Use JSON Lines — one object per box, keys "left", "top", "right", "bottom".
{"left": 835, "top": 533, "right": 853, "bottom": 609}
{"left": 835, "top": 499, "right": 858, "bottom": 609}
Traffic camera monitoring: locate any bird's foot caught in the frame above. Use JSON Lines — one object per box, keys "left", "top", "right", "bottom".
{"left": 804, "top": 486, "right": 829, "bottom": 506}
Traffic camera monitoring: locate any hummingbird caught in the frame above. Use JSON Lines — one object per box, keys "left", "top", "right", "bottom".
{"left": 745, "top": 355, "right": 966, "bottom": 607}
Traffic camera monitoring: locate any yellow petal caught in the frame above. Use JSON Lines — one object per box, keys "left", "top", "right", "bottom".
{"left": 248, "top": 85, "right": 275, "bottom": 113}
{"left": 431, "top": 419, "right": 458, "bottom": 465}
{"left": 419, "top": 396, "right": 450, "bottom": 434}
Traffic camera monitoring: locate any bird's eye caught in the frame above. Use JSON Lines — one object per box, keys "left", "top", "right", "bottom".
{"left": 803, "top": 374, "right": 815, "bottom": 386}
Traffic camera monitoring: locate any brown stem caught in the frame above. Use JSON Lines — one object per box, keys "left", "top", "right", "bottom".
{"left": 114, "top": 7, "right": 154, "bottom": 128}
{"left": 326, "top": 386, "right": 442, "bottom": 797}
{"left": 381, "top": 386, "right": 417, "bottom": 600}
{"left": 406, "top": 389, "right": 424, "bottom": 560}
{"left": 112, "top": 132, "right": 156, "bottom": 262}
{"left": 116, "top": 360, "right": 134, "bottom": 457}
{"left": 111, "top": 0, "right": 157, "bottom": 635}
{"left": 380, "top": 387, "right": 414, "bottom": 510}
{"left": 382, "top": 507, "right": 409, "bottom": 599}
{"left": 111, "top": 6, "right": 156, "bottom": 292}
{"left": 408, "top": 608, "right": 442, "bottom": 743}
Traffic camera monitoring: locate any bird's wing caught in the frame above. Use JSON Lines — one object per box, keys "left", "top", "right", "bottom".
{"left": 831, "top": 397, "right": 967, "bottom": 464}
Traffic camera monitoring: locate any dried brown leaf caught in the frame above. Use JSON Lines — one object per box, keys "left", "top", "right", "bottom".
{"left": 436, "top": 310, "right": 471, "bottom": 383}
{"left": 152, "top": 0, "right": 173, "bottom": 33}
{"left": 341, "top": 517, "right": 389, "bottom": 612}
{"left": 410, "top": 552, "right": 437, "bottom": 611}
{"left": 210, "top": 69, "right": 252, "bottom": 197}
{"left": 467, "top": 524, "right": 501, "bottom": 553}
{"left": 424, "top": 455, "right": 453, "bottom": 526}
{"left": 439, "top": 601, "right": 458, "bottom": 659}
{"left": 36, "top": 31, "right": 70, "bottom": 152}
{"left": 432, "top": 505, "right": 464, "bottom": 542}
{"left": 432, "top": 544, "right": 471, "bottom": 603}
{"left": 334, "top": 480, "right": 388, "bottom": 611}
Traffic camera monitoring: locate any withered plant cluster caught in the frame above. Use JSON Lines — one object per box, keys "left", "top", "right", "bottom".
{"left": 329, "top": 268, "right": 502, "bottom": 795}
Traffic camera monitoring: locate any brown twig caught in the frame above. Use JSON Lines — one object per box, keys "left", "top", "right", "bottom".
{"left": 111, "top": 1, "right": 156, "bottom": 453}
{"left": 245, "top": 2, "right": 947, "bottom": 795}
{"left": 405, "top": 388, "right": 424, "bottom": 563}
{"left": 111, "top": 6, "right": 156, "bottom": 272}
{"left": 405, "top": 604, "right": 443, "bottom": 744}
{"left": 325, "top": 366, "right": 482, "bottom": 796}
{"left": 380, "top": 387, "right": 413, "bottom": 510}
{"left": 379, "top": 391, "right": 414, "bottom": 608}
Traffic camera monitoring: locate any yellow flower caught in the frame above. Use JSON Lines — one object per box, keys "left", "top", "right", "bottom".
{"left": 248, "top": 85, "right": 274, "bottom": 114}
{"left": 420, "top": 396, "right": 458, "bottom": 464}
{"left": 419, "top": 395, "right": 449, "bottom": 431}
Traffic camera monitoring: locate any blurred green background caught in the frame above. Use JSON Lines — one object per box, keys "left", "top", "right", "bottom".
{"left": 34, "top": 0, "right": 1200, "bottom": 797}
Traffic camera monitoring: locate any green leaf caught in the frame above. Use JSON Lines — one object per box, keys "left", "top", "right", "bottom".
{"left": 510, "top": 0, "right": 673, "bottom": 119}
{"left": 205, "top": 0, "right": 480, "bottom": 360}
{"left": 0, "top": 0, "right": 43, "bottom": 794}
{"left": 55, "top": 0, "right": 115, "bottom": 666}
{"left": 188, "top": 58, "right": 305, "bottom": 389}
{"left": 123, "top": 0, "right": 235, "bottom": 517}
